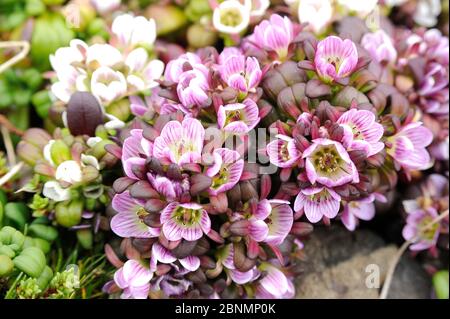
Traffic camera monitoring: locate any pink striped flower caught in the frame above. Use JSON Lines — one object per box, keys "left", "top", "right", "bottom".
{"left": 255, "top": 263, "right": 295, "bottom": 299}
{"left": 314, "top": 36, "right": 358, "bottom": 83}
{"left": 150, "top": 242, "right": 200, "bottom": 272}
{"left": 341, "top": 195, "right": 376, "bottom": 231}
{"left": 206, "top": 148, "right": 244, "bottom": 195}
{"left": 147, "top": 173, "right": 190, "bottom": 202}
{"left": 303, "top": 138, "right": 359, "bottom": 187}
{"left": 294, "top": 186, "right": 341, "bottom": 223}
{"left": 164, "top": 53, "right": 203, "bottom": 83}
{"left": 111, "top": 191, "right": 160, "bottom": 238}
{"left": 153, "top": 118, "right": 205, "bottom": 165}
{"left": 160, "top": 202, "right": 211, "bottom": 241}
{"left": 218, "top": 48, "right": 262, "bottom": 94}
{"left": 122, "top": 129, "right": 153, "bottom": 180}
{"left": 263, "top": 199, "right": 294, "bottom": 245}
{"left": 402, "top": 208, "right": 440, "bottom": 251}
{"left": 177, "top": 67, "right": 210, "bottom": 109}
{"left": 266, "top": 134, "right": 302, "bottom": 168}
{"left": 253, "top": 14, "right": 295, "bottom": 61}
{"left": 361, "top": 30, "right": 397, "bottom": 65}
{"left": 221, "top": 244, "right": 259, "bottom": 284}
{"left": 114, "top": 260, "right": 153, "bottom": 299}
{"left": 217, "top": 98, "right": 260, "bottom": 134}
{"left": 387, "top": 122, "right": 433, "bottom": 170}
{"left": 337, "top": 109, "right": 384, "bottom": 157}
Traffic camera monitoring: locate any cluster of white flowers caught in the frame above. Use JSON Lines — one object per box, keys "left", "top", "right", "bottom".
{"left": 50, "top": 13, "right": 163, "bottom": 110}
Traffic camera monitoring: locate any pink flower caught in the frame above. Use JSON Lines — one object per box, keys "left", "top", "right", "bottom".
{"left": 337, "top": 109, "right": 384, "bottom": 157}
{"left": 160, "top": 202, "right": 211, "bottom": 241}
{"left": 147, "top": 174, "right": 190, "bottom": 202}
{"left": 402, "top": 208, "right": 440, "bottom": 251}
{"left": 221, "top": 244, "right": 259, "bottom": 284}
{"left": 314, "top": 36, "right": 358, "bottom": 83}
{"left": 341, "top": 195, "right": 376, "bottom": 231}
{"left": 266, "top": 134, "right": 302, "bottom": 168}
{"left": 164, "top": 53, "right": 203, "bottom": 83}
{"left": 303, "top": 138, "right": 359, "bottom": 187}
{"left": 361, "top": 30, "right": 397, "bottom": 65}
{"left": 218, "top": 48, "right": 262, "bottom": 94}
{"left": 418, "top": 62, "right": 449, "bottom": 115}
{"left": 205, "top": 148, "right": 244, "bottom": 195}
{"left": 387, "top": 122, "right": 433, "bottom": 170}
{"left": 177, "top": 68, "right": 210, "bottom": 109}
{"left": 150, "top": 242, "right": 200, "bottom": 272}
{"left": 263, "top": 200, "right": 294, "bottom": 245}
{"left": 253, "top": 14, "right": 294, "bottom": 61}
{"left": 255, "top": 263, "right": 295, "bottom": 299}
{"left": 294, "top": 186, "right": 341, "bottom": 223}
{"left": 217, "top": 98, "right": 260, "bottom": 134}
{"left": 153, "top": 118, "right": 205, "bottom": 165}
{"left": 114, "top": 260, "right": 153, "bottom": 299}
{"left": 122, "top": 129, "right": 153, "bottom": 180}
{"left": 111, "top": 191, "right": 161, "bottom": 238}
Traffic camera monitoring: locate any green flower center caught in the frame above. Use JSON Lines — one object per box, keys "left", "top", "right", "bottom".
{"left": 220, "top": 8, "right": 243, "bottom": 27}
{"left": 211, "top": 166, "right": 229, "bottom": 190}
{"left": 311, "top": 145, "right": 343, "bottom": 174}
{"left": 225, "top": 110, "right": 244, "bottom": 125}
{"left": 327, "top": 56, "right": 342, "bottom": 72}
{"left": 418, "top": 216, "right": 439, "bottom": 241}
{"left": 308, "top": 190, "right": 330, "bottom": 203}
{"left": 173, "top": 206, "right": 202, "bottom": 226}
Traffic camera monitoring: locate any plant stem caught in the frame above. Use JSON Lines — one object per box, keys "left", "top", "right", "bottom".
{"left": 380, "top": 210, "right": 449, "bottom": 299}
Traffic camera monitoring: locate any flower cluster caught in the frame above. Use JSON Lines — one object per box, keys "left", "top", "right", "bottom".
{"left": 16, "top": 125, "right": 117, "bottom": 235}
{"left": 50, "top": 13, "right": 164, "bottom": 128}
{"left": 4, "top": 0, "right": 447, "bottom": 300}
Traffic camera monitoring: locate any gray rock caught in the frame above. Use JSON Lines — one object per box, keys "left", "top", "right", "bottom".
{"left": 295, "top": 226, "right": 431, "bottom": 299}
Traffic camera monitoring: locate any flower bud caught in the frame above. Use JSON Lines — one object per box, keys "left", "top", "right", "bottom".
{"left": 130, "top": 181, "right": 159, "bottom": 199}
{"left": 55, "top": 200, "right": 83, "bottom": 228}
{"left": 145, "top": 5, "right": 187, "bottom": 36}
{"left": 171, "top": 240, "right": 197, "bottom": 259}
{"left": 47, "top": 140, "right": 71, "bottom": 167}
{"left": 190, "top": 174, "right": 212, "bottom": 196}
{"left": 229, "top": 220, "right": 250, "bottom": 237}
{"left": 113, "top": 177, "right": 136, "bottom": 194}
{"left": 67, "top": 92, "right": 104, "bottom": 137}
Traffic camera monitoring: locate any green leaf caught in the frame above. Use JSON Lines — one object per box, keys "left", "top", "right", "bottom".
{"left": 433, "top": 271, "right": 449, "bottom": 299}
{"left": 32, "top": 90, "right": 52, "bottom": 118}
{"left": 4, "top": 202, "right": 30, "bottom": 230}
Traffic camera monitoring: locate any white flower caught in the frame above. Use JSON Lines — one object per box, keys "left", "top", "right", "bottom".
{"left": 213, "top": 0, "right": 251, "bottom": 34}
{"left": 55, "top": 160, "right": 83, "bottom": 184}
{"left": 298, "top": 0, "right": 333, "bottom": 34}
{"left": 50, "top": 39, "right": 87, "bottom": 73}
{"left": 338, "top": 0, "right": 378, "bottom": 17}
{"left": 86, "top": 44, "right": 123, "bottom": 68}
{"left": 414, "top": 0, "right": 441, "bottom": 27}
{"left": 91, "top": 66, "right": 127, "bottom": 104}
{"left": 112, "top": 14, "right": 157, "bottom": 49}
{"left": 104, "top": 114, "right": 125, "bottom": 130}
{"left": 90, "top": 0, "right": 121, "bottom": 14}
{"left": 125, "top": 48, "right": 164, "bottom": 91}
{"left": 81, "top": 154, "right": 100, "bottom": 170}
{"left": 43, "top": 140, "right": 56, "bottom": 166}
{"left": 244, "top": 0, "right": 270, "bottom": 18}
{"left": 43, "top": 181, "right": 71, "bottom": 202}
{"left": 87, "top": 137, "right": 102, "bottom": 148}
